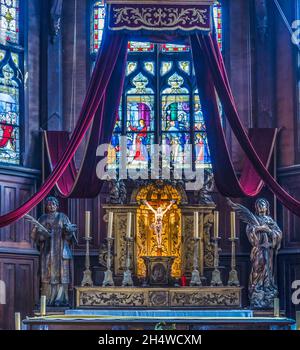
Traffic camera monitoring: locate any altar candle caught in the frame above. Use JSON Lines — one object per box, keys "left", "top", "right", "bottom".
{"left": 274, "top": 298, "right": 280, "bottom": 317}
{"left": 214, "top": 211, "right": 219, "bottom": 238}
{"left": 40, "top": 295, "right": 46, "bottom": 316}
{"left": 85, "top": 211, "right": 91, "bottom": 239}
{"left": 15, "top": 312, "right": 21, "bottom": 330}
{"left": 194, "top": 212, "right": 199, "bottom": 238}
{"left": 230, "top": 211, "right": 236, "bottom": 239}
{"left": 127, "top": 212, "right": 132, "bottom": 238}
{"left": 108, "top": 212, "right": 114, "bottom": 238}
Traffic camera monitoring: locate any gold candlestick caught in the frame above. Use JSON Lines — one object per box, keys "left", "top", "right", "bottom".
{"left": 15, "top": 312, "right": 21, "bottom": 330}
{"left": 274, "top": 298, "right": 280, "bottom": 318}
{"left": 230, "top": 211, "right": 236, "bottom": 239}
{"left": 210, "top": 236, "right": 223, "bottom": 287}
{"left": 214, "top": 211, "right": 219, "bottom": 239}
{"left": 81, "top": 211, "right": 94, "bottom": 286}
{"left": 40, "top": 295, "right": 46, "bottom": 316}
{"left": 122, "top": 237, "right": 134, "bottom": 287}
{"left": 190, "top": 237, "right": 202, "bottom": 286}
{"left": 103, "top": 237, "right": 115, "bottom": 287}
{"left": 227, "top": 236, "right": 240, "bottom": 287}
{"left": 81, "top": 236, "right": 93, "bottom": 287}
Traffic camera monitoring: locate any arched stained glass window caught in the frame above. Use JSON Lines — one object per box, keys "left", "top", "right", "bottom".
{"left": 0, "top": 0, "right": 22, "bottom": 165}
{"left": 91, "top": 1, "right": 223, "bottom": 173}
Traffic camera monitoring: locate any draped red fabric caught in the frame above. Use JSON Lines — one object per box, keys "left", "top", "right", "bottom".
{"left": 191, "top": 35, "right": 277, "bottom": 197}
{"left": 0, "top": 30, "right": 128, "bottom": 227}
{"left": 44, "top": 43, "right": 128, "bottom": 198}
{"left": 1, "top": 28, "right": 300, "bottom": 228}
{"left": 191, "top": 33, "right": 300, "bottom": 215}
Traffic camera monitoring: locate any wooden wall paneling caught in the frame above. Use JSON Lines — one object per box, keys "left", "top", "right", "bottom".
{"left": 0, "top": 254, "right": 39, "bottom": 330}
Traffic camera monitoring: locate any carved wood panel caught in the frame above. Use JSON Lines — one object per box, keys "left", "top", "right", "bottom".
{"left": 0, "top": 254, "right": 39, "bottom": 330}
{"left": 0, "top": 172, "right": 37, "bottom": 248}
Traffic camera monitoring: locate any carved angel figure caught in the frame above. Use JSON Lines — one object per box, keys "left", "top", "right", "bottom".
{"left": 227, "top": 198, "right": 282, "bottom": 309}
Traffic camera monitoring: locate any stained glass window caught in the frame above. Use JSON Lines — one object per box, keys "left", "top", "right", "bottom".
{"left": 0, "top": 0, "right": 22, "bottom": 165}
{"left": 0, "top": 0, "right": 19, "bottom": 45}
{"left": 213, "top": 1, "right": 222, "bottom": 50}
{"left": 91, "top": 1, "right": 224, "bottom": 174}
{"left": 91, "top": 0, "right": 105, "bottom": 53}
{"left": 128, "top": 42, "right": 154, "bottom": 53}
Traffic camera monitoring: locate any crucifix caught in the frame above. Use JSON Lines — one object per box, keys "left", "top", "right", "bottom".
{"left": 142, "top": 200, "right": 175, "bottom": 249}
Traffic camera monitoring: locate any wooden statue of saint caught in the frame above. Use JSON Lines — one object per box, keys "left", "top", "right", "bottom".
{"left": 228, "top": 198, "right": 282, "bottom": 309}
{"left": 31, "top": 196, "right": 77, "bottom": 307}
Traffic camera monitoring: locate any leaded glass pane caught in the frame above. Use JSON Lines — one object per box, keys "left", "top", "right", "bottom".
{"left": 162, "top": 73, "right": 188, "bottom": 94}
{"left": 128, "top": 42, "right": 154, "bottom": 52}
{"left": 195, "top": 132, "right": 211, "bottom": 169}
{"left": 160, "top": 44, "right": 190, "bottom": 53}
{"left": 162, "top": 133, "right": 190, "bottom": 168}
{"left": 178, "top": 61, "right": 190, "bottom": 75}
{"left": 127, "top": 133, "right": 154, "bottom": 168}
{"left": 161, "top": 61, "right": 173, "bottom": 76}
{"left": 0, "top": 61, "right": 20, "bottom": 164}
{"left": 126, "top": 95, "right": 155, "bottom": 132}
{"left": 161, "top": 95, "right": 190, "bottom": 131}
{"left": 213, "top": 1, "right": 222, "bottom": 51}
{"left": 0, "top": 0, "right": 19, "bottom": 45}
{"left": 91, "top": 0, "right": 105, "bottom": 53}
{"left": 126, "top": 61, "right": 137, "bottom": 76}
{"left": 144, "top": 61, "right": 155, "bottom": 75}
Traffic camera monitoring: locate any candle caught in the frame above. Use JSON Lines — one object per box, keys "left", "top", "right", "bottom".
{"left": 214, "top": 211, "right": 219, "bottom": 238}
{"left": 194, "top": 212, "right": 199, "bottom": 238}
{"left": 108, "top": 211, "right": 114, "bottom": 238}
{"left": 127, "top": 212, "right": 132, "bottom": 238}
{"left": 15, "top": 312, "right": 21, "bottom": 330}
{"left": 230, "top": 211, "right": 236, "bottom": 239}
{"left": 274, "top": 297, "right": 280, "bottom": 317}
{"left": 85, "top": 211, "right": 91, "bottom": 239}
{"left": 40, "top": 295, "right": 46, "bottom": 316}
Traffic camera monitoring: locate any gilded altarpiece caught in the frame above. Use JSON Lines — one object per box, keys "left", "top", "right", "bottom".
{"left": 103, "top": 183, "right": 216, "bottom": 278}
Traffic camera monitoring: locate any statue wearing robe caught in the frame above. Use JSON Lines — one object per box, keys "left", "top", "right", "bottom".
{"left": 32, "top": 197, "right": 77, "bottom": 307}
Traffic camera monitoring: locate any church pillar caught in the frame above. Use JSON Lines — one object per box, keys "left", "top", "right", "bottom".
{"left": 251, "top": 0, "right": 276, "bottom": 128}
{"left": 40, "top": 0, "right": 63, "bottom": 131}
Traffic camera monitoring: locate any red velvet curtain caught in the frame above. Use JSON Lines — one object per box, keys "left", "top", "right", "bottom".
{"left": 1, "top": 29, "right": 300, "bottom": 228}
{"left": 191, "top": 32, "right": 300, "bottom": 216}
{"left": 0, "top": 30, "right": 128, "bottom": 227}
{"left": 191, "top": 34, "right": 277, "bottom": 197}
{"left": 45, "top": 43, "right": 128, "bottom": 198}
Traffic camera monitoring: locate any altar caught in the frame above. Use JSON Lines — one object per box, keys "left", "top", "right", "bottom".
{"left": 17, "top": 0, "right": 298, "bottom": 333}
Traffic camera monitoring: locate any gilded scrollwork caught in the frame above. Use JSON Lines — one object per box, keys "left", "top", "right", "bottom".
{"left": 80, "top": 290, "right": 146, "bottom": 307}
{"left": 76, "top": 287, "right": 242, "bottom": 308}
{"left": 182, "top": 215, "right": 194, "bottom": 274}
{"left": 204, "top": 212, "right": 214, "bottom": 268}
{"left": 112, "top": 6, "right": 208, "bottom": 28}
{"left": 171, "top": 290, "right": 241, "bottom": 307}
{"left": 114, "top": 214, "right": 128, "bottom": 275}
